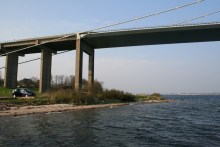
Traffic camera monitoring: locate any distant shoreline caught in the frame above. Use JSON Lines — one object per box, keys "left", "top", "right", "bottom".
{"left": 162, "top": 93, "right": 220, "bottom": 96}
{"left": 0, "top": 100, "right": 174, "bottom": 117}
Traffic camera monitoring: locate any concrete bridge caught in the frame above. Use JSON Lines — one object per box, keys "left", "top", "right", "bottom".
{"left": 0, "top": 22, "right": 220, "bottom": 93}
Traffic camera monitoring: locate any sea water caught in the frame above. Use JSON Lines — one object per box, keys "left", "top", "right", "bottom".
{"left": 0, "top": 95, "right": 220, "bottom": 146}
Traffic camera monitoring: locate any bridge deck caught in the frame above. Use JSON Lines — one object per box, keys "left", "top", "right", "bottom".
{"left": 1, "top": 22, "right": 220, "bottom": 55}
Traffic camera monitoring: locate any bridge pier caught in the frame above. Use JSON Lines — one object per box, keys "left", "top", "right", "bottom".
{"left": 4, "top": 53, "right": 19, "bottom": 88}
{"left": 39, "top": 48, "right": 52, "bottom": 93}
{"left": 88, "top": 49, "right": 94, "bottom": 91}
{"left": 75, "top": 34, "right": 94, "bottom": 92}
{"left": 75, "top": 34, "right": 83, "bottom": 92}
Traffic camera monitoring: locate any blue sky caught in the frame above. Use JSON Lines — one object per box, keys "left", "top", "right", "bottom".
{"left": 0, "top": 0, "right": 220, "bottom": 94}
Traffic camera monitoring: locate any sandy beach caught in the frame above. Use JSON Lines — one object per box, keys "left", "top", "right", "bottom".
{"left": 0, "top": 100, "right": 174, "bottom": 117}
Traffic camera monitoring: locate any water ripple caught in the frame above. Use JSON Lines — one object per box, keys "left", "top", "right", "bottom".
{"left": 0, "top": 95, "right": 220, "bottom": 146}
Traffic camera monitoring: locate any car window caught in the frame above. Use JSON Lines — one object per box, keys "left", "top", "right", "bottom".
{"left": 25, "top": 89, "right": 32, "bottom": 93}
{"left": 20, "top": 89, "right": 26, "bottom": 93}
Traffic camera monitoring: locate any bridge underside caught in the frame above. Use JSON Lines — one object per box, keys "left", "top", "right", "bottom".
{"left": 84, "top": 24, "right": 220, "bottom": 48}
{"left": 1, "top": 23, "right": 220, "bottom": 93}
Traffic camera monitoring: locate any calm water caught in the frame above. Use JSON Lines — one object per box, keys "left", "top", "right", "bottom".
{"left": 0, "top": 95, "right": 220, "bottom": 146}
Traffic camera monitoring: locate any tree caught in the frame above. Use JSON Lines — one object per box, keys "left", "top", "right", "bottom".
{"left": 31, "top": 77, "right": 39, "bottom": 88}
{"left": 18, "top": 78, "right": 36, "bottom": 88}
{"left": 50, "top": 74, "right": 104, "bottom": 93}
{"left": 59, "top": 75, "right": 64, "bottom": 85}
{"left": 82, "top": 79, "right": 103, "bottom": 93}
{"left": 54, "top": 75, "right": 59, "bottom": 85}
{"left": 92, "top": 80, "right": 103, "bottom": 93}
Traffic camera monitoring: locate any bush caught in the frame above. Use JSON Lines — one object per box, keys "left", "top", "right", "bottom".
{"left": 74, "top": 93, "right": 97, "bottom": 105}
{"left": 42, "top": 89, "right": 97, "bottom": 105}
{"left": 135, "top": 94, "right": 150, "bottom": 101}
{"left": 99, "top": 89, "right": 136, "bottom": 102}
{"left": 149, "top": 93, "right": 164, "bottom": 100}
{"left": 135, "top": 93, "right": 164, "bottom": 101}
{"left": 42, "top": 89, "right": 136, "bottom": 105}
{"left": 44, "top": 89, "right": 74, "bottom": 104}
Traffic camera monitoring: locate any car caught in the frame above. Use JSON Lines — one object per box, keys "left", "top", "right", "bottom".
{"left": 12, "top": 88, "right": 36, "bottom": 97}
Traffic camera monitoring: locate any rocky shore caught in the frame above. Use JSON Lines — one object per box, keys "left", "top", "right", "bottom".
{"left": 0, "top": 100, "right": 174, "bottom": 117}
{"left": 0, "top": 103, "right": 129, "bottom": 117}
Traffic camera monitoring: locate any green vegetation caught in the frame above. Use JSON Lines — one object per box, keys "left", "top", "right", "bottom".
{"left": 42, "top": 89, "right": 94, "bottom": 105}
{"left": 135, "top": 93, "right": 165, "bottom": 101}
{"left": 0, "top": 88, "right": 164, "bottom": 107}
{"left": 0, "top": 86, "right": 13, "bottom": 97}
{"left": 0, "top": 77, "right": 164, "bottom": 106}
{"left": 0, "top": 86, "right": 38, "bottom": 97}
{"left": 39, "top": 89, "right": 136, "bottom": 105}
{"left": 98, "top": 89, "right": 136, "bottom": 103}
{"left": 0, "top": 97, "right": 49, "bottom": 106}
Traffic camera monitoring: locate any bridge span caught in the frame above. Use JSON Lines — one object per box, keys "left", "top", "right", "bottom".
{"left": 1, "top": 22, "right": 220, "bottom": 93}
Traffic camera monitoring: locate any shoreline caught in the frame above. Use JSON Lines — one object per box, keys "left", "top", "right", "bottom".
{"left": 0, "top": 100, "right": 174, "bottom": 117}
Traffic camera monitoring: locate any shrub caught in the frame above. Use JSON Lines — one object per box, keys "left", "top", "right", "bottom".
{"left": 149, "top": 93, "right": 164, "bottom": 100}
{"left": 74, "top": 93, "right": 97, "bottom": 105}
{"left": 99, "top": 89, "right": 136, "bottom": 102}
{"left": 135, "top": 93, "right": 164, "bottom": 101}
{"left": 135, "top": 94, "right": 150, "bottom": 101}
{"left": 42, "top": 89, "right": 98, "bottom": 105}
{"left": 45, "top": 89, "right": 74, "bottom": 104}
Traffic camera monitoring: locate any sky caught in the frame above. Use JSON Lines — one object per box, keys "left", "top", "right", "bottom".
{"left": 0, "top": 0, "right": 220, "bottom": 94}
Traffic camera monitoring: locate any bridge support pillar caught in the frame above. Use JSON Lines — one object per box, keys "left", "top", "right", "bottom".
{"left": 75, "top": 34, "right": 83, "bottom": 92}
{"left": 88, "top": 47, "right": 94, "bottom": 92}
{"left": 75, "top": 34, "right": 94, "bottom": 92}
{"left": 4, "top": 53, "right": 19, "bottom": 88}
{"left": 39, "top": 48, "right": 52, "bottom": 93}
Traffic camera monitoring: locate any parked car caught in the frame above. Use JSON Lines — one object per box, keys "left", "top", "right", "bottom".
{"left": 12, "top": 88, "right": 36, "bottom": 97}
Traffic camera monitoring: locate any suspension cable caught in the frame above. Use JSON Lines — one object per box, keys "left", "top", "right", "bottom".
{"left": 0, "top": 50, "right": 72, "bottom": 70}
{"left": 0, "top": 0, "right": 205, "bottom": 57}
{"left": 98, "top": 10, "right": 220, "bottom": 33}
{"left": 3, "top": 9, "right": 219, "bottom": 71}
{"left": 84, "top": 0, "right": 205, "bottom": 33}
{"left": 175, "top": 10, "right": 220, "bottom": 25}
{"left": 0, "top": 34, "right": 77, "bottom": 57}
{"left": 2, "top": 1, "right": 219, "bottom": 73}
{"left": 9, "top": 8, "right": 219, "bottom": 71}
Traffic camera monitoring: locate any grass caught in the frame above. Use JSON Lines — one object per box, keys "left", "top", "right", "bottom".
{"left": 0, "top": 86, "right": 39, "bottom": 97}
{"left": 0, "top": 86, "right": 13, "bottom": 97}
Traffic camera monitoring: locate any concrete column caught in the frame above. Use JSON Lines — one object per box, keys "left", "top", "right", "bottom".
{"left": 88, "top": 49, "right": 94, "bottom": 91}
{"left": 39, "top": 48, "right": 52, "bottom": 93}
{"left": 4, "top": 53, "right": 19, "bottom": 88}
{"left": 75, "top": 34, "right": 83, "bottom": 92}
